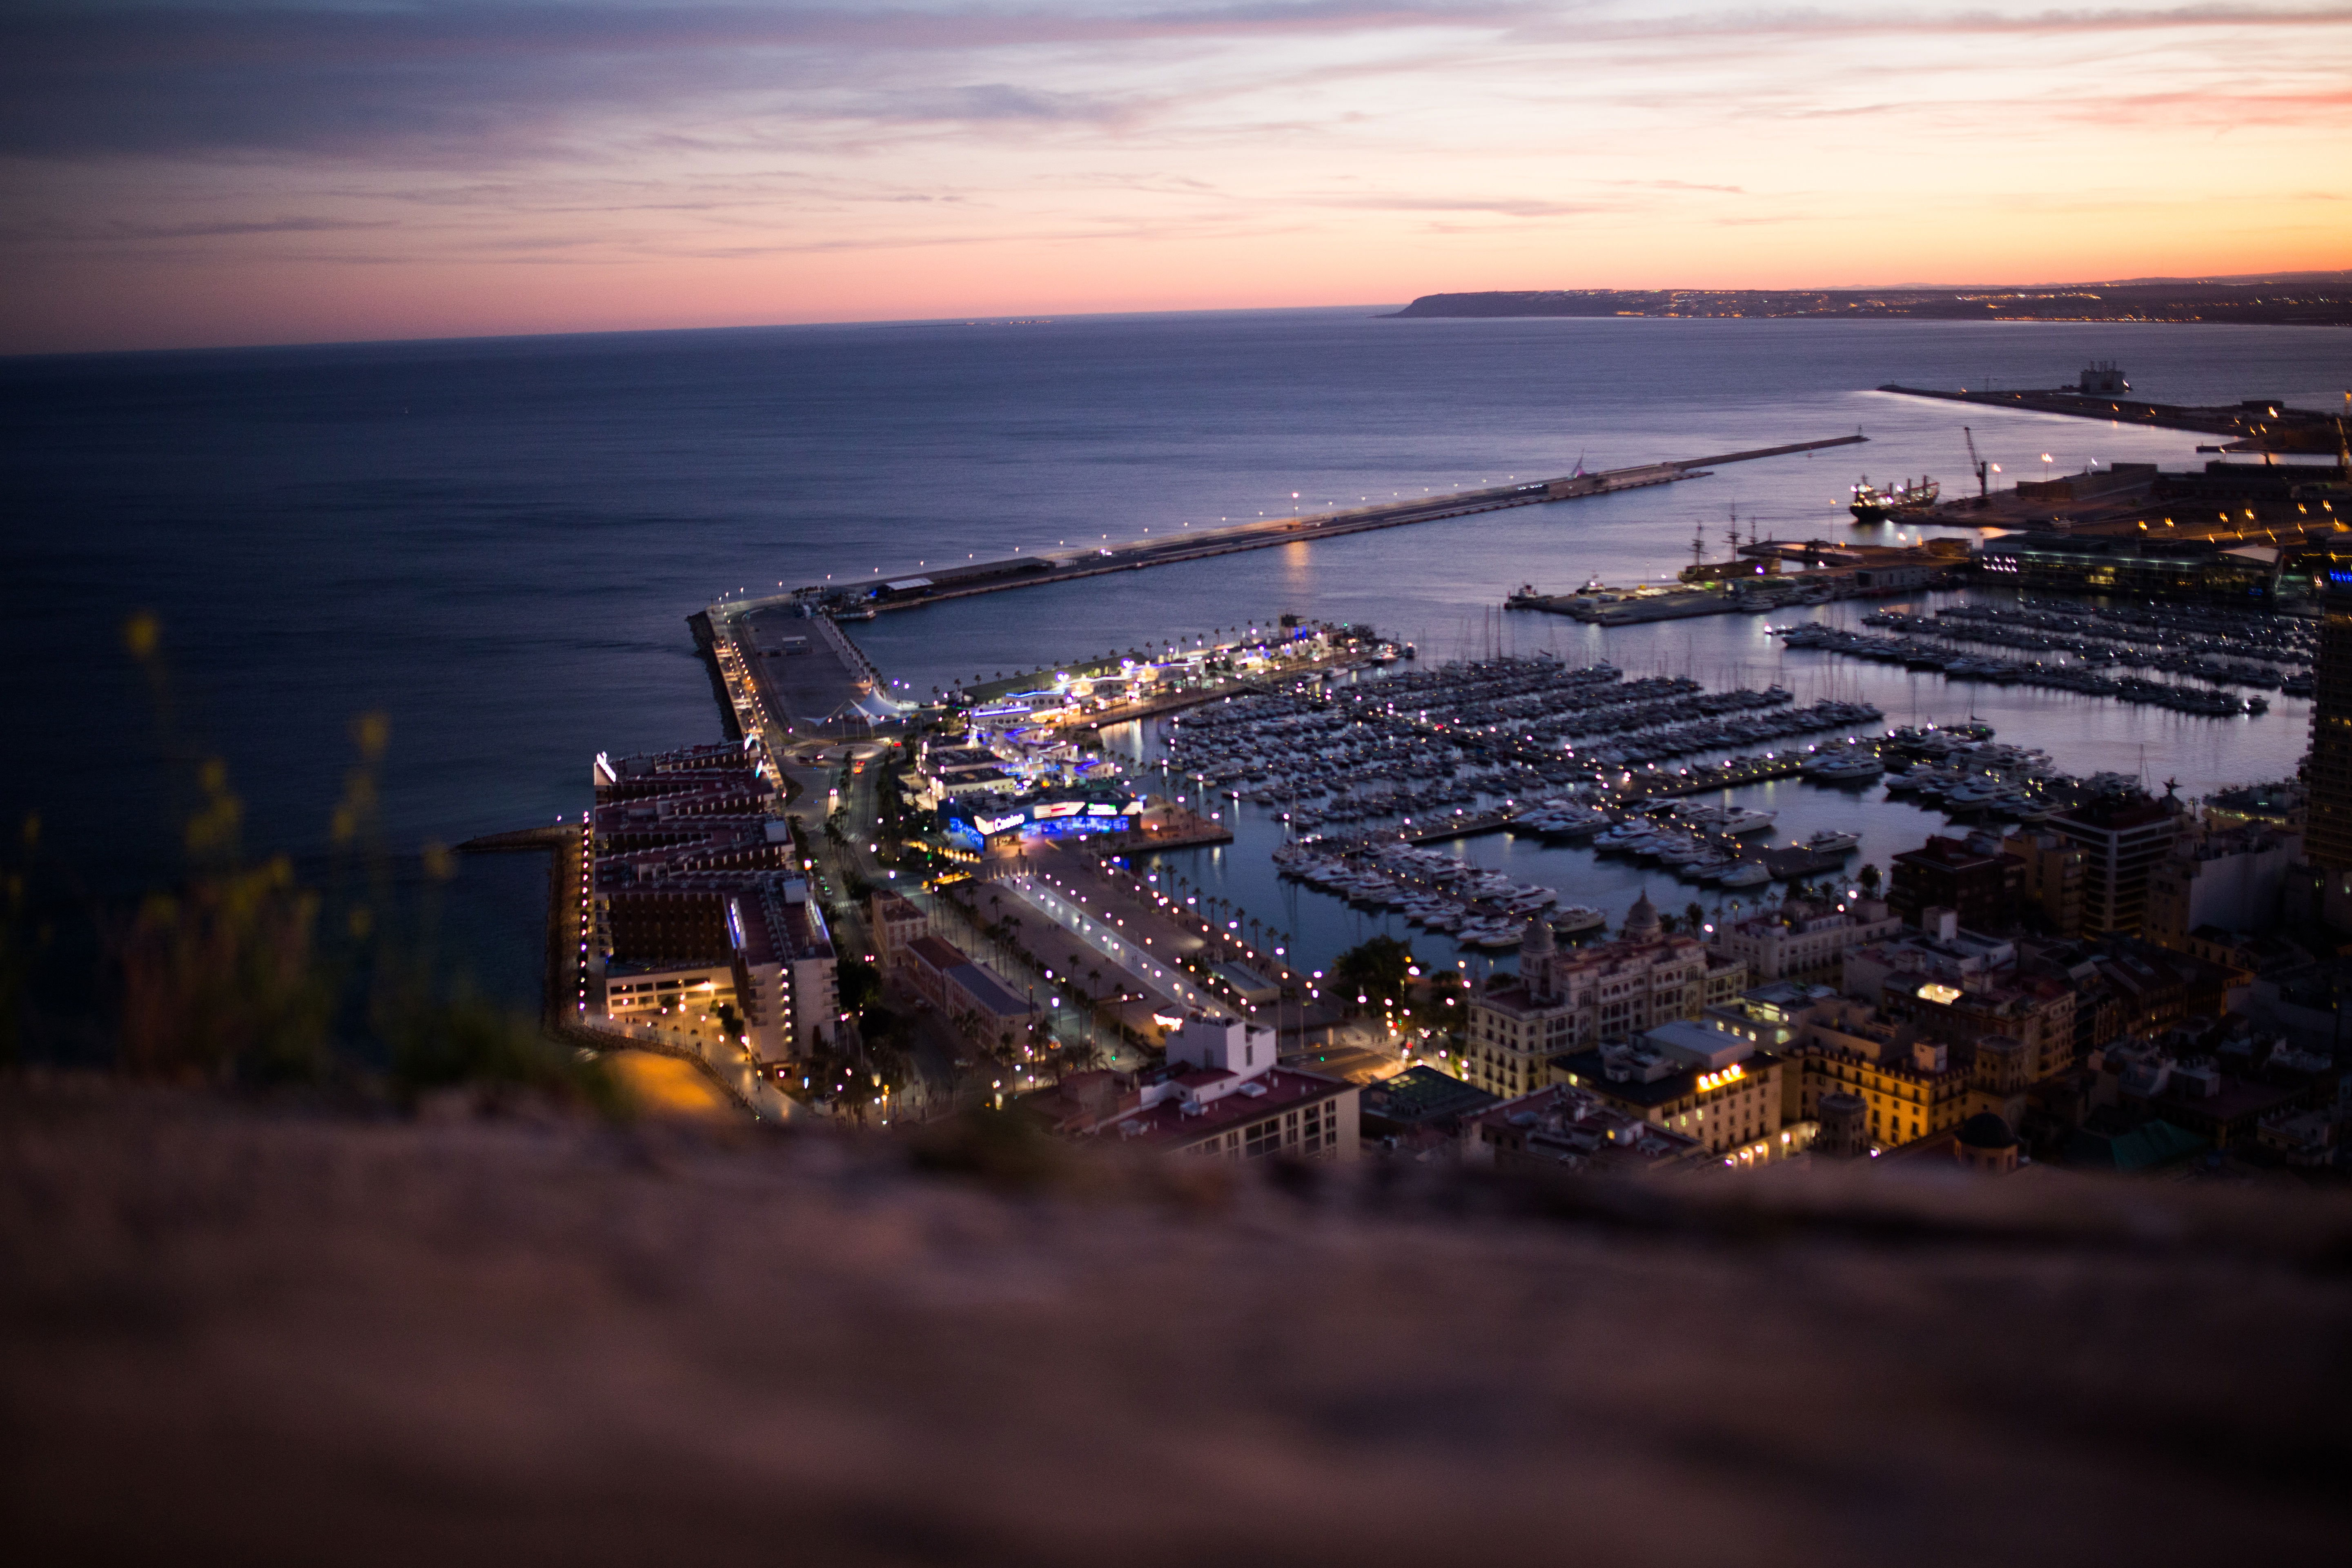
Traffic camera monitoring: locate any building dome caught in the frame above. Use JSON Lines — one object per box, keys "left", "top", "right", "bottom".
{"left": 1520, "top": 917, "right": 1556, "bottom": 958}
{"left": 1956, "top": 1112, "right": 2019, "bottom": 1150}
{"left": 1622, "top": 889, "right": 1661, "bottom": 942}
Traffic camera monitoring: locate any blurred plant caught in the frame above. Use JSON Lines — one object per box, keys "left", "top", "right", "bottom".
{"left": 385, "top": 991, "right": 624, "bottom": 1116}
{"left": 85, "top": 610, "right": 617, "bottom": 1111}
{"left": 0, "top": 812, "right": 41, "bottom": 1068}
{"left": 118, "top": 850, "right": 333, "bottom": 1083}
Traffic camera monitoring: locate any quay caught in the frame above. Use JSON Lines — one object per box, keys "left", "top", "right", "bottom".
{"left": 1879, "top": 381, "right": 2346, "bottom": 455}
{"left": 1509, "top": 587, "right": 1750, "bottom": 625}
{"left": 756, "top": 434, "right": 1866, "bottom": 618}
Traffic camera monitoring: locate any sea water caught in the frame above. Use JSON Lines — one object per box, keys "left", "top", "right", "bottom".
{"left": 6, "top": 308, "right": 2344, "bottom": 1001}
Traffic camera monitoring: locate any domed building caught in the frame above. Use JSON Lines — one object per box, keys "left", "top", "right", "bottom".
{"left": 1953, "top": 1112, "right": 2021, "bottom": 1174}
{"left": 1621, "top": 889, "right": 1662, "bottom": 944}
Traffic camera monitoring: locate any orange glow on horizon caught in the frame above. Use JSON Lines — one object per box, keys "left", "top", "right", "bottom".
{"left": 3, "top": 2, "right": 2347, "bottom": 352}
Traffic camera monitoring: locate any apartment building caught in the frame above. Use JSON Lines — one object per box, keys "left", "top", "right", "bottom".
{"left": 2046, "top": 793, "right": 2184, "bottom": 936}
{"left": 1023, "top": 1014, "right": 1359, "bottom": 1162}
{"left": 1462, "top": 898, "right": 1745, "bottom": 1101}
{"left": 2144, "top": 823, "right": 2300, "bottom": 951}
{"left": 1551, "top": 1018, "right": 1798, "bottom": 1167}
{"left": 2002, "top": 829, "right": 2086, "bottom": 937}
{"left": 1707, "top": 895, "right": 1901, "bottom": 984}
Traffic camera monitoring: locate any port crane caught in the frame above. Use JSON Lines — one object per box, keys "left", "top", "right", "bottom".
{"left": 1963, "top": 426, "right": 1990, "bottom": 497}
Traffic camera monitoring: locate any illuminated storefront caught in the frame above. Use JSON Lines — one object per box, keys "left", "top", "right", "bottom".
{"left": 943, "top": 793, "right": 1147, "bottom": 847}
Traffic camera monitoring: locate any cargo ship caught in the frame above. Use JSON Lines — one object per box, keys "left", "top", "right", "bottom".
{"left": 1849, "top": 475, "right": 1938, "bottom": 524}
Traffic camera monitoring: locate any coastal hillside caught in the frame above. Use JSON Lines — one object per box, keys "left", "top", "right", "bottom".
{"left": 5, "top": 1080, "right": 2348, "bottom": 1566}
{"left": 1388, "top": 275, "right": 2352, "bottom": 324}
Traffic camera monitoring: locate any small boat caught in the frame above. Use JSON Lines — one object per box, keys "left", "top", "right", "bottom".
{"left": 1806, "top": 754, "right": 1885, "bottom": 784}
{"left": 1718, "top": 862, "right": 1772, "bottom": 889}
{"left": 1804, "top": 829, "right": 1861, "bottom": 855}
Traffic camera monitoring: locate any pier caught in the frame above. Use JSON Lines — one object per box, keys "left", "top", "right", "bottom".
{"left": 1878, "top": 383, "right": 2347, "bottom": 455}
{"left": 749, "top": 435, "right": 1865, "bottom": 618}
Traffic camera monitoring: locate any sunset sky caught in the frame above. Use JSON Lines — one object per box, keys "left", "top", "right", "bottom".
{"left": 4, "top": 2, "right": 2348, "bottom": 352}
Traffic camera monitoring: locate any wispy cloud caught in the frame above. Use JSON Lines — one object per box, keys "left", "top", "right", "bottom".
{"left": 2, "top": 1, "right": 2347, "bottom": 349}
{"left": 4, "top": 2, "right": 2348, "bottom": 160}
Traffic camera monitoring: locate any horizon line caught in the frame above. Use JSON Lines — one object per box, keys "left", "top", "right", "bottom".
{"left": 10, "top": 269, "right": 2346, "bottom": 361}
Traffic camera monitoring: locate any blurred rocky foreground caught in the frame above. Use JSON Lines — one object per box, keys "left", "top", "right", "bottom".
{"left": 5, "top": 1079, "right": 2349, "bottom": 1567}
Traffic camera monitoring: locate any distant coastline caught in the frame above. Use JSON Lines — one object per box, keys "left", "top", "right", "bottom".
{"left": 1386, "top": 274, "right": 2352, "bottom": 326}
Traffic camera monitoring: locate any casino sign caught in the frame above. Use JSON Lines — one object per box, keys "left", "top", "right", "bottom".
{"left": 944, "top": 791, "right": 1147, "bottom": 847}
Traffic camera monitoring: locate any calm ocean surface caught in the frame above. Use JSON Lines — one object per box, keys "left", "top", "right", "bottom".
{"left": 6, "top": 309, "right": 2346, "bottom": 1003}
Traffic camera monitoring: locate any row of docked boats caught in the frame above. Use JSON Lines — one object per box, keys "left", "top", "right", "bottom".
{"left": 1590, "top": 811, "right": 1859, "bottom": 887}
{"left": 1271, "top": 841, "right": 1606, "bottom": 948}
{"left": 1860, "top": 608, "right": 2306, "bottom": 692}
{"left": 1575, "top": 698, "right": 1884, "bottom": 768}
{"left": 1939, "top": 597, "right": 2314, "bottom": 666}
{"left": 1772, "top": 624, "right": 2267, "bottom": 716}
{"left": 1878, "top": 736, "right": 2068, "bottom": 820}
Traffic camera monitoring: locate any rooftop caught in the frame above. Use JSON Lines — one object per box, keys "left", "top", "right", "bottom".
{"left": 1465, "top": 1083, "right": 1706, "bottom": 1171}
{"left": 1360, "top": 1065, "right": 1501, "bottom": 1129}
{"left": 1103, "top": 1066, "right": 1349, "bottom": 1147}
{"left": 1551, "top": 1042, "right": 1779, "bottom": 1110}
{"left": 2050, "top": 794, "right": 2179, "bottom": 833}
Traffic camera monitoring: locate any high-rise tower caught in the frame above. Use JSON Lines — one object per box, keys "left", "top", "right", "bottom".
{"left": 2308, "top": 546, "right": 2352, "bottom": 874}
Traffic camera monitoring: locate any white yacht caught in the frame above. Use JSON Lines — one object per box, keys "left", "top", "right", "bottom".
{"left": 1806, "top": 753, "right": 1885, "bottom": 784}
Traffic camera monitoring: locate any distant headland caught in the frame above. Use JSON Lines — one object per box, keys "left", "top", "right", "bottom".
{"left": 1386, "top": 273, "right": 2352, "bottom": 326}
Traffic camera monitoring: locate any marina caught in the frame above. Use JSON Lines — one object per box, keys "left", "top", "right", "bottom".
{"left": 668, "top": 343, "right": 2338, "bottom": 1000}
{"left": 1099, "top": 630, "right": 2226, "bottom": 973}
